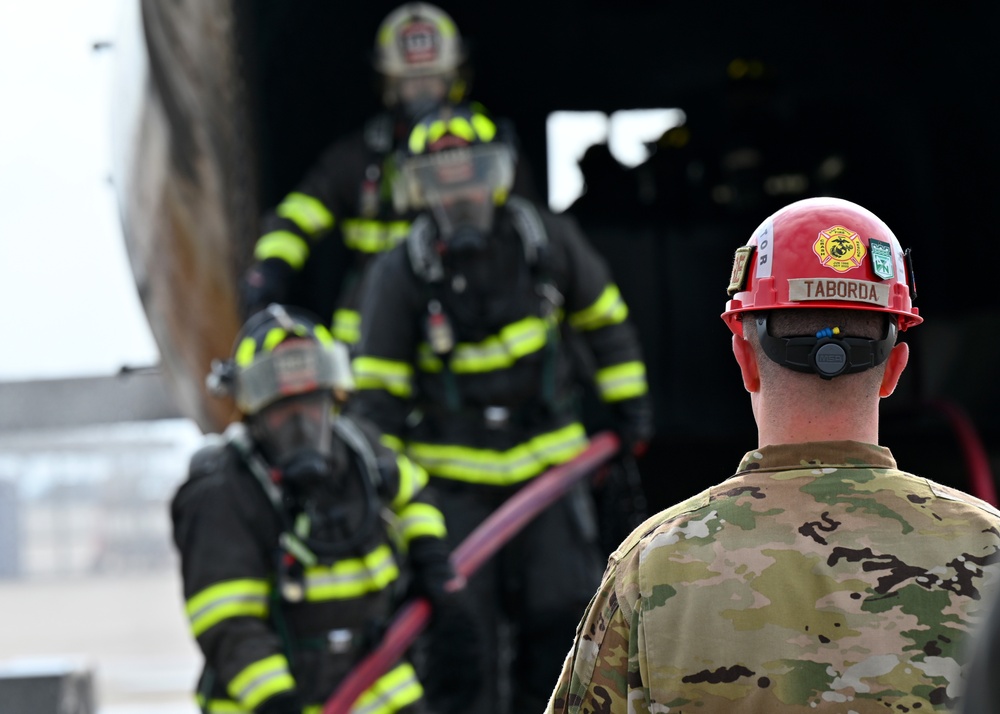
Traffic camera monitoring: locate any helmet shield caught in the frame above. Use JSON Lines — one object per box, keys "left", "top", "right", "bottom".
{"left": 403, "top": 143, "right": 513, "bottom": 210}
{"left": 250, "top": 391, "right": 334, "bottom": 472}
{"left": 235, "top": 339, "right": 342, "bottom": 415}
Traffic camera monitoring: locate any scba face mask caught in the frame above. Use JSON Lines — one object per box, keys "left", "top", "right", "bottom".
{"left": 251, "top": 391, "right": 335, "bottom": 487}
{"left": 403, "top": 143, "right": 514, "bottom": 251}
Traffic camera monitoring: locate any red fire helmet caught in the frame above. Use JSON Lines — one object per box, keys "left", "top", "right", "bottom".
{"left": 722, "top": 197, "right": 922, "bottom": 337}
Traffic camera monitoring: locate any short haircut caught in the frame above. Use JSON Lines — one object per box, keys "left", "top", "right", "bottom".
{"left": 743, "top": 308, "right": 895, "bottom": 398}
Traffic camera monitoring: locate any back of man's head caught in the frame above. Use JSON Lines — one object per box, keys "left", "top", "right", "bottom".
{"left": 744, "top": 308, "right": 893, "bottom": 405}
{"left": 722, "top": 197, "right": 921, "bottom": 440}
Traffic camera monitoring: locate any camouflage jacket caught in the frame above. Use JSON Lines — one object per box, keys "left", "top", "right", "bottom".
{"left": 546, "top": 441, "right": 1000, "bottom": 713}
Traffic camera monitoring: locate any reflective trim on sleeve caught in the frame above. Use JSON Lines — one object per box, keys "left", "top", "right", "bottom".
{"left": 390, "top": 456, "right": 429, "bottom": 511}
{"left": 416, "top": 315, "right": 550, "bottom": 374}
{"left": 276, "top": 192, "right": 334, "bottom": 235}
{"left": 253, "top": 230, "right": 311, "bottom": 271}
{"left": 342, "top": 219, "right": 412, "bottom": 254}
{"left": 406, "top": 422, "right": 589, "bottom": 485}
{"left": 396, "top": 502, "right": 447, "bottom": 545}
{"left": 349, "top": 661, "right": 424, "bottom": 714}
{"left": 186, "top": 579, "right": 269, "bottom": 638}
{"left": 304, "top": 543, "right": 400, "bottom": 600}
{"left": 196, "top": 694, "right": 247, "bottom": 713}
{"left": 569, "top": 284, "right": 629, "bottom": 331}
{"left": 380, "top": 433, "right": 405, "bottom": 453}
{"left": 228, "top": 654, "right": 296, "bottom": 712}
{"left": 353, "top": 357, "right": 414, "bottom": 398}
{"left": 333, "top": 308, "right": 362, "bottom": 345}
{"left": 595, "top": 361, "right": 649, "bottom": 402}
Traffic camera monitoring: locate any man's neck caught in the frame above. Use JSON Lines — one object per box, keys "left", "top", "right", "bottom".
{"left": 752, "top": 392, "right": 880, "bottom": 447}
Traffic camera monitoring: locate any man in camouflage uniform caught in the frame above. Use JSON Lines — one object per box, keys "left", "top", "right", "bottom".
{"left": 546, "top": 197, "right": 1000, "bottom": 713}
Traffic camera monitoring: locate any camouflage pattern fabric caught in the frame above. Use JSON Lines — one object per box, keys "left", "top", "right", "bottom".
{"left": 546, "top": 441, "right": 1000, "bottom": 713}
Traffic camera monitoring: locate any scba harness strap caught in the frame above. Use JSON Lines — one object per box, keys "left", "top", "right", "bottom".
{"left": 406, "top": 196, "right": 563, "bottom": 411}
{"left": 225, "top": 418, "right": 384, "bottom": 565}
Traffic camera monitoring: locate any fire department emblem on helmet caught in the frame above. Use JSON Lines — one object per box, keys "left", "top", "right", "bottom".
{"left": 399, "top": 21, "right": 440, "bottom": 65}
{"left": 813, "top": 225, "right": 867, "bottom": 273}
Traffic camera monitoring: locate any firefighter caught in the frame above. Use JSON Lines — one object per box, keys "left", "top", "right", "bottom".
{"left": 546, "top": 197, "right": 1000, "bottom": 713}
{"left": 171, "top": 304, "right": 460, "bottom": 714}
{"left": 347, "top": 101, "right": 655, "bottom": 713}
{"left": 241, "top": 4, "right": 535, "bottom": 346}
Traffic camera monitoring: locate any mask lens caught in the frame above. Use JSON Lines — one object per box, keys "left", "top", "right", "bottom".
{"left": 429, "top": 192, "right": 494, "bottom": 242}
{"left": 404, "top": 144, "right": 512, "bottom": 237}
{"left": 394, "top": 75, "right": 449, "bottom": 120}
{"left": 253, "top": 392, "right": 333, "bottom": 464}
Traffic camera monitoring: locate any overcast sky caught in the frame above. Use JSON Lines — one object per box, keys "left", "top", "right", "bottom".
{"left": 0, "top": 0, "right": 159, "bottom": 383}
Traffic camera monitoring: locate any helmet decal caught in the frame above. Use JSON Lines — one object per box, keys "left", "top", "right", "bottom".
{"left": 727, "top": 245, "right": 754, "bottom": 296}
{"left": 787, "top": 277, "right": 889, "bottom": 306}
{"left": 270, "top": 340, "right": 324, "bottom": 397}
{"left": 755, "top": 220, "right": 774, "bottom": 279}
{"left": 812, "top": 225, "right": 867, "bottom": 273}
{"left": 869, "top": 238, "right": 895, "bottom": 280}
{"left": 398, "top": 19, "right": 440, "bottom": 66}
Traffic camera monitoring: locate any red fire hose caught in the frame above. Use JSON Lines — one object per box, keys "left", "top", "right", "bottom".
{"left": 323, "top": 431, "right": 621, "bottom": 713}
{"left": 929, "top": 399, "right": 998, "bottom": 507}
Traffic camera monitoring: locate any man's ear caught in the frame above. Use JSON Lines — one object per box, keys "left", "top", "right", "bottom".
{"left": 733, "top": 334, "right": 760, "bottom": 393}
{"left": 879, "top": 342, "right": 910, "bottom": 398}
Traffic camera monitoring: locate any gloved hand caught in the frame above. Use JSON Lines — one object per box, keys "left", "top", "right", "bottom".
{"left": 241, "top": 257, "right": 294, "bottom": 318}
{"left": 406, "top": 536, "right": 461, "bottom": 607}
{"left": 407, "top": 537, "right": 481, "bottom": 714}
{"left": 611, "top": 394, "right": 655, "bottom": 457}
{"left": 255, "top": 690, "right": 302, "bottom": 714}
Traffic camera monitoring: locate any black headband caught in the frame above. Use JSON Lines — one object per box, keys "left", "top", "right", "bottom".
{"left": 756, "top": 314, "right": 896, "bottom": 379}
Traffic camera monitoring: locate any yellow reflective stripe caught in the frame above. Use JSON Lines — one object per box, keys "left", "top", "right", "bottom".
{"left": 186, "top": 579, "right": 269, "bottom": 638}
{"left": 262, "top": 327, "right": 291, "bottom": 352}
{"left": 380, "top": 433, "right": 404, "bottom": 453}
{"left": 417, "top": 316, "right": 549, "bottom": 374}
{"left": 237, "top": 325, "right": 327, "bottom": 365}
{"left": 596, "top": 361, "right": 649, "bottom": 402}
{"left": 304, "top": 544, "right": 399, "bottom": 600}
{"left": 333, "top": 309, "right": 361, "bottom": 345}
{"left": 314, "top": 324, "right": 334, "bottom": 345}
{"left": 254, "top": 230, "right": 311, "bottom": 270}
{"left": 471, "top": 113, "right": 497, "bottom": 142}
{"left": 407, "top": 422, "right": 589, "bottom": 485}
{"left": 569, "top": 285, "right": 628, "bottom": 331}
{"left": 409, "top": 124, "right": 429, "bottom": 154}
{"left": 391, "top": 456, "right": 429, "bottom": 510}
{"left": 417, "top": 346, "right": 443, "bottom": 373}
{"left": 276, "top": 192, "right": 334, "bottom": 235}
{"left": 350, "top": 662, "right": 423, "bottom": 714}
{"left": 447, "top": 116, "right": 476, "bottom": 142}
{"left": 228, "top": 654, "right": 295, "bottom": 711}
{"left": 353, "top": 357, "right": 414, "bottom": 398}
{"left": 342, "top": 219, "right": 411, "bottom": 253}
{"left": 427, "top": 120, "right": 448, "bottom": 146}
{"left": 235, "top": 337, "right": 257, "bottom": 367}
{"left": 396, "top": 503, "right": 447, "bottom": 545}
{"left": 197, "top": 695, "right": 247, "bottom": 713}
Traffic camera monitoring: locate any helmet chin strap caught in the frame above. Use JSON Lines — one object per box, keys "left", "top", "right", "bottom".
{"left": 756, "top": 314, "right": 896, "bottom": 380}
